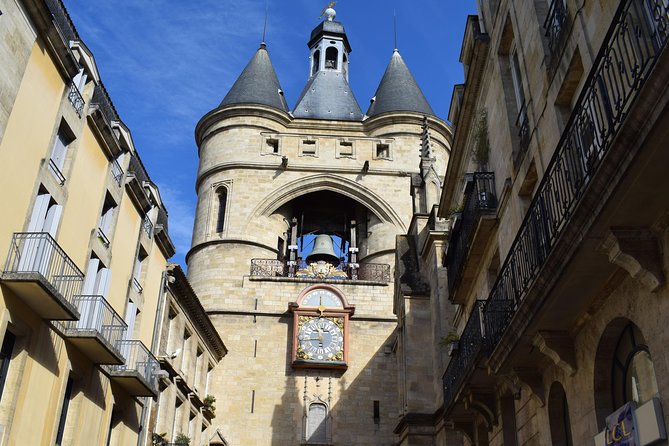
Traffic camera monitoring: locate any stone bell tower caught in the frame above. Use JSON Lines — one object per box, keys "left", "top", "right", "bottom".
{"left": 187, "top": 6, "right": 451, "bottom": 444}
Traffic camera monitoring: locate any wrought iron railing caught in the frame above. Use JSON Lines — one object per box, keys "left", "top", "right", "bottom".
{"left": 445, "top": 172, "right": 497, "bottom": 295}
{"left": 544, "top": 0, "right": 569, "bottom": 57}
{"left": 111, "top": 158, "right": 124, "bottom": 187}
{"left": 132, "top": 276, "right": 144, "bottom": 295}
{"left": 516, "top": 103, "right": 530, "bottom": 153}
{"left": 142, "top": 215, "right": 154, "bottom": 238}
{"left": 91, "top": 83, "right": 119, "bottom": 127}
{"left": 442, "top": 0, "right": 669, "bottom": 413}
{"left": 250, "top": 259, "right": 392, "bottom": 282}
{"left": 54, "top": 295, "right": 127, "bottom": 348}
{"left": 104, "top": 340, "right": 159, "bottom": 392}
{"left": 48, "top": 158, "right": 66, "bottom": 185}
{"left": 44, "top": 0, "right": 78, "bottom": 44}
{"left": 2, "top": 232, "right": 84, "bottom": 305}
{"left": 67, "top": 82, "right": 85, "bottom": 117}
{"left": 442, "top": 301, "right": 486, "bottom": 411}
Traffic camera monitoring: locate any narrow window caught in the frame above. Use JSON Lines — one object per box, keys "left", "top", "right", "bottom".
{"left": 0, "top": 331, "right": 16, "bottom": 401}
{"left": 339, "top": 141, "right": 353, "bottom": 156}
{"left": 98, "top": 193, "right": 117, "bottom": 247}
{"left": 509, "top": 44, "right": 529, "bottom": 150}
{"left": 49, "top": 124, "right": 74, "bottom": 185}
{"left": 325, "top": 47, "right": 338, "bottom": 69}
{"left": 312, "top": 50, "right": 321, "bottom": 75}
{"left": 266, "top": 138, "right": 279, "bottom": 154}
{"left": 105, "top": 408, "right": 119, "bottom": 446}
{"left": 376, "top": 143, "right": 390, "bottom": 159}
{"left": 131, "top": 248, "right": 147, "bottom": 294}
{"left": 250, "top": 390, "right": 255, "bottom": 413}
{"left": 548, "top": 382, "right": 573, "bottom": 446}
{"left": 302, "top": 140, "right": 317, "bottom": 155}
{"left": 20, "top": 190, "right": 63, "bottom": 272}
{"left": 166, "top": 306, "right": 178, "bottom": 354}
{"left": 123, "top": 298, "right": 139, "bottom": 339}
{"left": 194, "top": 347, "right": 204, "bottom": 391}
{"left": 373, "top": 400, "right": 380, "bottom": 425}
{"left": 277, "top": 237, "right": 285, "bottom": 261}
{"left": 307, "top": 403, "right": 327, "bottom": 442}
{"left": 205, "top": 363, "right": 213, "bottom": 395}
{"left": 55, "top": 377, "right": 74, "bottom": 446}
{"left": 181, "top": 329, "right": 192, "bottom": 373}
{"left": 216, "top": 188, "right": 227, "bottom": 233}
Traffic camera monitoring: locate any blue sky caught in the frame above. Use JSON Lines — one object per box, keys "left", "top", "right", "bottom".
{"left": 63, "top": 0, "right": 478, "bottom": 267}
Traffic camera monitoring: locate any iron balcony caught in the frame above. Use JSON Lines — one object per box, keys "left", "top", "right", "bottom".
{"left": 103, "top": 340, "right": 159, "bottom": 397}
{"left": 52, "top": 295, "right": 128, "bottom": 364}
{"left": 444, "top": 172, "right": 497, "bottom": 304}
{"left": 1, "top": 232, "right": 83, "bottom": 320}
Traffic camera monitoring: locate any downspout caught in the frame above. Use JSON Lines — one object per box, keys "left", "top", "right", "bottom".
{"left": 138, "top": 269, "right": 170, "bottom": 446}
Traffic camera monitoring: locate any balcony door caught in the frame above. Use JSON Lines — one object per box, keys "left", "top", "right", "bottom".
{"left": 18, "top": 192, "right": 62, "bottom": 273}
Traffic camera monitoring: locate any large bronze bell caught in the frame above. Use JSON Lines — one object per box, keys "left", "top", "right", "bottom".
{"left": 305, "top": 234, "right": 340, "bottom": 265}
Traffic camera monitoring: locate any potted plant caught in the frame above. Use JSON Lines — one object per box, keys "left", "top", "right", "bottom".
{"left": 203, "top": 394, "right": 216, "bottom": 415}
{"left": 152, "top": 432, "right": 167, "bottom": 446}
{"left": 439, "top": 331, "right": 460, "bottom": 356}
{"left": 174, "top": 432, "right": 191, "bottom": 445}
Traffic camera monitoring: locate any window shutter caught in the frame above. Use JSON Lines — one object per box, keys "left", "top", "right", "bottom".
{"left": 82, "top": 258, "right": 100, "bottom": 295}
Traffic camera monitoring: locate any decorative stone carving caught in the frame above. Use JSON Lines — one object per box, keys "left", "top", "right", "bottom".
{"left": 600, "top": 228, "right": 664, "bottom": 292}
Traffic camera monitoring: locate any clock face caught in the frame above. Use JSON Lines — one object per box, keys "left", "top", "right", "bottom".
{"left": 297, "top": 317, "right": 344, "bottom": 362}
{"left": 301, "top": 289, "right": 342, "bottom": 308}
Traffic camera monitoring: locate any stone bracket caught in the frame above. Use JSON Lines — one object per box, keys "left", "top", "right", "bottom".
{"left": 463, "top": 388, "right": 496, "bottom": 430}
{"left": 600, "top": 228, "right": 664, "bottom": 292}
{"left": 512, "top": 367, "right": 545, "bottom": 407}
{"left": 532, "top": 331, "right": 577, "bottom": 376}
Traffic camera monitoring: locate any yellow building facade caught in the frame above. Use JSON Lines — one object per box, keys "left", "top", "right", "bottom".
{"left": 0, "top": 0, "right": 177, "bottom": 444}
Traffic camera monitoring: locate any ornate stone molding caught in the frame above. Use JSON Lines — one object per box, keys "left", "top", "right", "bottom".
{"left": 600, "top": 228, "right": 664, "bottom": 292}
{"left": 532, "top": 331, "right": 576, "bottom": 376}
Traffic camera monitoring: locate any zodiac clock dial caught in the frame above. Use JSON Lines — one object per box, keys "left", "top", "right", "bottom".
{"left": 297, "top": 316, "right": 344, "bottom": 362}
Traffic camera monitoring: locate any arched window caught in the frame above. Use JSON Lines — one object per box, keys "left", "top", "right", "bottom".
{"left": 548, "top": 382, "right": 573, "bottom": 446}
{"left": 306, "top": 403, "right": 327, "bottom": 443}
{"left": 594, "top": 319, "right": 660, "bottom": 429}
{"left": 216, "top": 187, "right": 227, "bottom": 233}
{"left": 312, "top": 50, "right": 320, "bottom": 76}
{"left": 325, "top": 47, "right": 338, "bottom": 69}
{"left": 611, "top": 323, "right": 658, "bottom": 409}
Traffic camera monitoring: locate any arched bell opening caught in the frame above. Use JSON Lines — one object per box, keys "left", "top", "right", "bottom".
{"left": 258, "top": 190, "right": 391, "bottom": 281}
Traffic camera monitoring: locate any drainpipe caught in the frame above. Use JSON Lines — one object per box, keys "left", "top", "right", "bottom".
{"left": 138, "top": 269, "right": 170, "bottom": 446}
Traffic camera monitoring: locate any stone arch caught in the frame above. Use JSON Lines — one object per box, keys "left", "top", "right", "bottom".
{"left": 249, "top": 174, "right": 407, "bottom": 232}
{"left": 593, "top": 317, "right": 659, "bottom": 430}
{"left": 548, "top": 381, "right": 573, "bottom": 446}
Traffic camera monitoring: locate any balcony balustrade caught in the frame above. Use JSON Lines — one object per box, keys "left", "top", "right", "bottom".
{"left": 110, "top": 158, "right": 124, "bottom": 187}
{"left": 544, "top": 0, "right": 569, "bottom": 60}
{"left": 103, "top": 340, "right": 159, "bottom": 397}
{"left": 1, "top": 233, "right": 82, "bottom": 320}
{"left": 142, "top": 215, "right": 154, "bottom": 239}
{"left": 67, "top": 82, "right": 85, "bottom": 117}
{"left": 250, "top": 259, "right": 391, "bottom": 282}
{"left": 442, "top": 0, "right": 669, "bottom": 413}
{"left": 445, "top": 172, "right": 497, "bottom": 303}
{"left": 52, "top": 295, "right": 127, "bottom": 364}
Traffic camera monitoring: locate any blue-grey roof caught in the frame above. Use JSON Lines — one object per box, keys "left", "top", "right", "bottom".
{"left": 366, "top": 50, "right": 434, "bottom": 117}
{"left": 308, "top": 20, "right": 351, "bottom": 51}
{"left": 220, "top": 44, "right": 289, "bottom": 112}
{"left": 292, "top": 70, "right": 363, "bottom": 121}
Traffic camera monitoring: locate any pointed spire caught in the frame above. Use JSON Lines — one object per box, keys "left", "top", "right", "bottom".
{"left": 220, "top": 44, "right": 288, "bottom": 112}
{"left": 366, "top": 50, "right": 434, "bottom": 117}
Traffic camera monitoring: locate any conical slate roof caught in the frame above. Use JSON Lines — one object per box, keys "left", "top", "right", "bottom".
{"left": 220, "top": 44, "right": 289, "bottom": 112}
{"left": 292, "top": 71, "right": 363, "bottom": 121}
{"left": 366, "top": 50, "right": 434, "bottom": 117}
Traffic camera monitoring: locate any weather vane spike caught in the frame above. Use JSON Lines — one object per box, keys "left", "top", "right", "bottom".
{"left": 262, "top": 0, "right": 269, "bottom": 44}
{"left": 394, "top": 8, "right": 397, "bottom": 50}
{"left": 318, "top": 1, "right": 337, "bottom": 20}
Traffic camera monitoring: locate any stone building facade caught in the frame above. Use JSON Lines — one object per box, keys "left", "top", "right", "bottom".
{"left": 406, "top": 0, "right": 669, "bottom": 445}
{"left": 187, "top": 7, "right": 452, "bottom": 445}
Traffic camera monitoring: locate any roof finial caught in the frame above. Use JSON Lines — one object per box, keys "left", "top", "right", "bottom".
{"left": 261, "top": 0, "right": 269, "bottom": 45}
{"left": 393, "top": 9, "right": 398, "bottom": 51}
{"left": 319, "top": 2, "right": 336, "bottom": 21}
